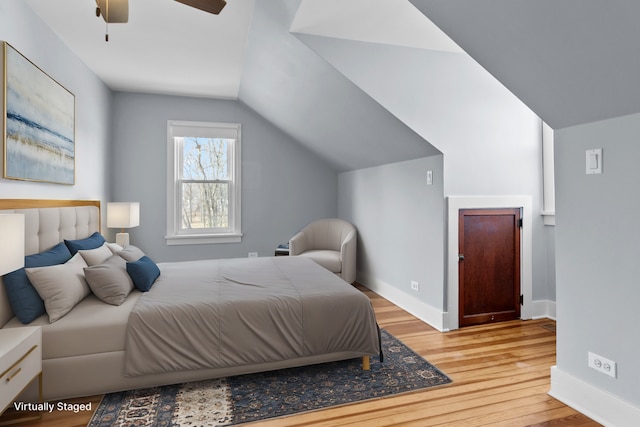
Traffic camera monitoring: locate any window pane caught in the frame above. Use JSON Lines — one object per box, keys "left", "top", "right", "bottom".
{"left": 181, "top": 137, "right": 230, "bottom": 180}
{"left": 181, "top": 182, "right": 229, "bottom": 229}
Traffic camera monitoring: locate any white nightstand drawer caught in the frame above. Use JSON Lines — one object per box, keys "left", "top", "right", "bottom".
{"left": 0, "top": 328, "right": 42, "bottom": 414}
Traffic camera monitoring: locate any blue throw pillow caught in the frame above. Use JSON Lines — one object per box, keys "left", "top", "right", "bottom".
{"left": 3, "top": 242, "right": 72, "bottom": 324}
{"left": 64, "top": 232, "right": 106, "bottom": 255}
{"left": 126, "top": 256, "right": 160, "bottom": 292}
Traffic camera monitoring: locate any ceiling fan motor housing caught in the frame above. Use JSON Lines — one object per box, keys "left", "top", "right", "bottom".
{"left": 96, "top": 0, "right": 129, "bottom": 23}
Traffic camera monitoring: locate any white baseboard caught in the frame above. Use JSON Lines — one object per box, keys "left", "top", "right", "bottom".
{"left": 359, "top": 273, "right": 446, "bottom": 332}
{"left": 359, "top": 272, "right": 557, "bottom": 331}
{"left": 531, "top": 299, "right": 556, "bottom": 320}
{"left": 549, "top": 366, "right": 640, "bottom": 427}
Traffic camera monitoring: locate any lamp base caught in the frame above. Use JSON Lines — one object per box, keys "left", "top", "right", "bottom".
{"left": 115, "top": 233, "right": 130, "bottom": 247}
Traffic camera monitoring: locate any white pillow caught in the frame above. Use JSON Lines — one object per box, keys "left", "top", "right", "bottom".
{"left": 79, "top": 242, "right": 114, "bottom": 266}
{"left": 25, "top": 253, "right": 90, "bottom": 323}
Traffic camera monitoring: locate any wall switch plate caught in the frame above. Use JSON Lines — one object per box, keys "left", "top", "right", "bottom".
{"left": 586, "top": 148, "right": 603, "bottom": 174}
{"left": 248, "top": 252, "right": 258, "bottom": 258}
{"left": 426, "top": 170, "right": 433, "bottom": 185}
{"left": 588, "top": 352, "right": 616, "bottom": 378}
{"left": 411, "top": 281, "right": 419, "bottom": 291}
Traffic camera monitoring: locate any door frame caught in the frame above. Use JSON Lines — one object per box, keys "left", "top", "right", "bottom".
{"left": 446, "top": 196, "right": 532, "bottom": 331}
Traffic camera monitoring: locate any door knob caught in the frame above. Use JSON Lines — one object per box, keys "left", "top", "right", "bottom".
{"left": 458, "top": 254, "right": 465, "bottom": 261}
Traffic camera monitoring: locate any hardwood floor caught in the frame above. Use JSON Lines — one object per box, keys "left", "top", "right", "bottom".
{"left": 3, "top": 285, "right": 600, "bottom": 427}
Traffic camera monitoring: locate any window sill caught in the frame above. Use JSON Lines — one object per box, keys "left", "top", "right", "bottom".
{"left": 165, "top": 233, "right": 243, "bottom": 246}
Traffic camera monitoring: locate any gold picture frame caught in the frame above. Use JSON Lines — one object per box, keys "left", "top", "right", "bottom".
{"left": 1, "top": 41, "right": 76, "bottom": 185}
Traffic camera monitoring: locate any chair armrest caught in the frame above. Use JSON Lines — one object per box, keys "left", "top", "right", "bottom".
{"left": 340, "top": 230, "right": 357, "bottom": 283}
{"left": 289, "top": 231, "right": 308, "bottom": 255}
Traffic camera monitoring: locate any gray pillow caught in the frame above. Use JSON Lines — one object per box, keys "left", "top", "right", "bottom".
{"left": 25, "top": 253, "right": 90, "bottom": 323}
{"left": 79, "top": 242, "right": 114, "bottom": 266}
{"left": 106, "top": 242, "right": 124, "bottom": 254}
{"left": 117, "top": 245, "right": 146, "bottom": 262}
{"left": 84, "top": 255, "right": 134, "bottom": 306}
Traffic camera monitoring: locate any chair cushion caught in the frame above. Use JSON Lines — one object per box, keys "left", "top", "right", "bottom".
{"left": 298, "top": 250, "right": 341, "bottom": 273}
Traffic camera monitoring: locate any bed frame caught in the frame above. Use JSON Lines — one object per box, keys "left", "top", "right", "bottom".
{"left": 0, "top": 199, "right": 371, "bottom": 401}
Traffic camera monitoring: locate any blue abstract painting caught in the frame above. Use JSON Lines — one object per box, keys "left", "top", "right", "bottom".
{"left": 3, "top": 43, "right": 75, "bottom": 185}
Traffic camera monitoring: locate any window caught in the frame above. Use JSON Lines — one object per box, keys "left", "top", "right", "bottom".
{"left": 166, "top": 121, "right": 242, "bottom": 245}
{"left": 541, "top": 122, "right": 555, "bottom": 226}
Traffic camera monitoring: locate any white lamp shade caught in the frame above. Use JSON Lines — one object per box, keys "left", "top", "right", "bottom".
{"left": 0, "top": 214, "right": 25, "bottom": 275}
{"left": 107, "top": 202, "right": 140, "bottom": 229}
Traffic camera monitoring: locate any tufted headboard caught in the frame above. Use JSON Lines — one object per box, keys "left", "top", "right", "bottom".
{"left": 0, "top": 199, "right": 101, "bottom": 327}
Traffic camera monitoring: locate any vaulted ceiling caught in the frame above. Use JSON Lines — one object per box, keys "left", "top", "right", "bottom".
{"left": 410, "top": 0, "right": 640, "bottom": 130}
{"left": 25, "top": 0, "right": 637, "bottom": 171}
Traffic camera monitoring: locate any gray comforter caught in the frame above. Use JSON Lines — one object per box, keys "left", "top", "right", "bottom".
{"left": 123, "top": 256, "right": 379, "bottom": 377}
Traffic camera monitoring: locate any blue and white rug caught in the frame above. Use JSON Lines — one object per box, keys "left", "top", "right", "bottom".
{"left": 88, "top": 329, "right": 451, "bottom": 426}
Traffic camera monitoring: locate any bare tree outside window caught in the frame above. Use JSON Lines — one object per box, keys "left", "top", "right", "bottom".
{"left": 167, "top": 120, "right": 241, "bottom": 245}
{"left": 178, "top": 136, "right": 232, "bottom": 230}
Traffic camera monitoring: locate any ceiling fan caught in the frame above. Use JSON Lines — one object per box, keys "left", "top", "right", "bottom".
{"left": 95, "top": 0, "right": 227, "bottom": 24}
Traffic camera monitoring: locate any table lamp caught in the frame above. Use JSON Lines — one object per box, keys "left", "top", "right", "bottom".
{"left": 107, "top": 202, "right": 140, "bottom": 247}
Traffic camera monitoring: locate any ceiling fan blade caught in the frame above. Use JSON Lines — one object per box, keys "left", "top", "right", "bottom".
{"left": 95, "top": 0, "right": 128, "bottom": 23}
{"left": 175, "top": 0, "right": 227, "bottom": 15}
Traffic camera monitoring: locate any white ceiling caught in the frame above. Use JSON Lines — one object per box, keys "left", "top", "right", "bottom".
{"left": 290, "top": 0, "right": 461, "bottom": 52}
{"left": 25, "top": 0, "right": 461, "bottom": 99}
{"left": 25, "top": 0, "right": 255, "bottom": 99}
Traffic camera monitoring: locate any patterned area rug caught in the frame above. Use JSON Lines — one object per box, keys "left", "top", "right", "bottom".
{"left": 88, "top": 329, "right": 451, "bottom": 426}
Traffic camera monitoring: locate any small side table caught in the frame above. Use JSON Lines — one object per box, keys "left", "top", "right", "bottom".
{"left": 0, "top": 327, "right": 42, "bottom": 425}
{"left": 275, "top": 243, "right": 289, "bottom": 256}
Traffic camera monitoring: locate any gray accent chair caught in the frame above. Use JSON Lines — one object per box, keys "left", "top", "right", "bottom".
{"left": 289, "top": 218, "right": 357, "bottom": 284}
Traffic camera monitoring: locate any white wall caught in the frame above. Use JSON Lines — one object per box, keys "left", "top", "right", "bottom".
{"left": 551, "top": 112, "right": 640, "bottom": 423}
{"left": 110, "top": 92, "right": 339, "bottom": 262}
{"left": 0, "top": 1, "right": 111, "bottom": 208}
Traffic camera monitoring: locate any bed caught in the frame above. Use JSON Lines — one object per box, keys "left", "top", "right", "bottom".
{"left": 0, "top": 199, "right": 380, "bottom": 401}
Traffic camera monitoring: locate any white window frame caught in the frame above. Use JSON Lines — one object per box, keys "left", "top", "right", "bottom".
{"left": 166, "top": 120, "right": 242, "bottom": 245}
{"left": 541, "top": 122, "right": 555, "bottom": 226}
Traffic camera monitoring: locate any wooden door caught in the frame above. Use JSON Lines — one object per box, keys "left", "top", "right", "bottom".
{"left": 458, "top": 208, "right": 521, "bottom": 327}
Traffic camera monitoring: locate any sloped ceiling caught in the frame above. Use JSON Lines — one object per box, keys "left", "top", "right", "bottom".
{"left": 25, "top": 0, "right": 640, "bottom": 157}
{"left": 292, "top": 26, "right": 527, "bottom": 156}
{"left": 239, "top": 0, "right": 440, "bottom": 172}
{"left": 25, "top": 0, "right": 443, "bottom": 172}
{"left": 410, "top": 0, "right": 640, "bottom": 130}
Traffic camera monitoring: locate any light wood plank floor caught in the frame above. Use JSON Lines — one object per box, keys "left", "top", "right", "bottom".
{"left": 3, "top": 285, "right": 600, "bottom": 427}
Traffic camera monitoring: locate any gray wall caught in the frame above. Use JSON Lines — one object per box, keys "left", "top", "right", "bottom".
{"left": 110, "top": 92, "right": 338, "bottom": 262}
{"left": 0, "top": 0, "right": 111, "bottom": 208}
{"left": 339, "top": 155, "right": 445, "bottom": 311}
{"left": 301, "top": 31, "right": 551, "bottom": 310}
{"left": 555, "top": 113, "right": 640, "bottom": 406}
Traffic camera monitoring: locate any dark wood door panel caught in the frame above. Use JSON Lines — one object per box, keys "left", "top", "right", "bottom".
{"left": 459, "top": 208, "right": 521, "bottom": 327}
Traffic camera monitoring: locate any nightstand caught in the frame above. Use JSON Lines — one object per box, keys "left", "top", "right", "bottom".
{"left": 275, "top": 243, "right": 289, "bottom": 256}
{"left": 0, "top": 327, "right": 42, "bottom": 425}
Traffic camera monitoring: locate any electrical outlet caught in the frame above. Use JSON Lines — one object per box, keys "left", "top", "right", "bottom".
{"left": 588, "top": 352, "right": 617, "bottom": 378}
{"left": 248, "top": 252, "right": 258, "bottom": 258}
{"left": 411, "top": 281, "right": 419, "bottom": 291}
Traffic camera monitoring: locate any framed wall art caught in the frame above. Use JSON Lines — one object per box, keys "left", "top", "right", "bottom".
{"left": 2, "top": 41, "right": 75, "bottom": 185}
